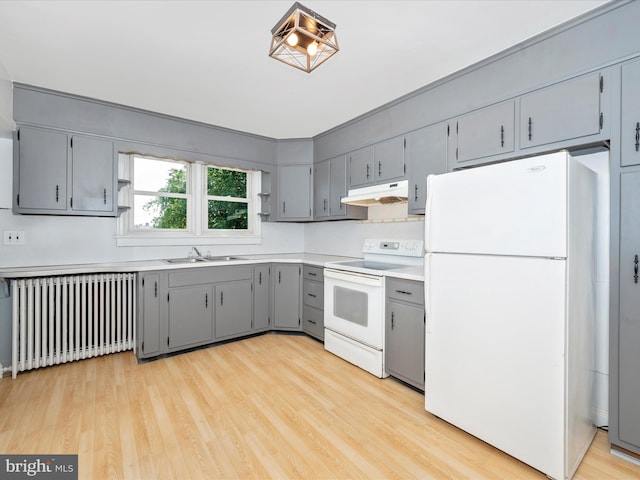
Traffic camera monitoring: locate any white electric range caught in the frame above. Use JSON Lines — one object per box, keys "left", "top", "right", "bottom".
{"left": 323, "top": 239, "right": 424, "bottom": 377}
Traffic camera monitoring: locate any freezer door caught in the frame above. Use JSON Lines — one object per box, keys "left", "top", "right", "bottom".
{"left": 425, "top": 253, "right": 567, "bottom": 479}
{"left": 425, "top": 151, "right": 569, "bottom": 258}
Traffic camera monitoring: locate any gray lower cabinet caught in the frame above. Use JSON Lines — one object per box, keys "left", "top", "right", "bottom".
{"left": 302, "top": 265, "right": 324, "bottom": 340}
{"left": 385, "top": 278, "right": 425, "bottom": 390}
{"left": 277, "top": 165, "right": 312, "bottom": 221}
{"left": 611, "top": 170, "right": 640, "bottom": 455}
{"left": 621, "top": 58, "right": 640, "bottom": 167}
{"left": 168, "top": 285, "right": 213, "bottom": 350}
{"left": 215, "top": 280, "right": 253, "bottom": 340}
{"left": 520, "top": 71, "right": 604, "bottom": 149}
{"left": 138, "top": 272, "right": 164, "bottom": 359}
{"left": 407, "top": 122, "right": 448, "bottom": 215}
{"left": 13, "top": 125, "right": 116, "bottom": 216}
{"left": 253, "top": 264, "right": 271, "bottom": 331}
{"left": 448, "top": 100, "right": 515, "bottom": 165}
{"left": 273, "top": 263, "right": 301, "bottom": 330}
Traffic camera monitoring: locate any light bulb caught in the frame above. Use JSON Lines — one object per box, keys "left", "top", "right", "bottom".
{"left": 287, "top": 33, "right": 298, "bottom": 47}
{"left": 307, "top": 41, "right": 318, "bottom": 57}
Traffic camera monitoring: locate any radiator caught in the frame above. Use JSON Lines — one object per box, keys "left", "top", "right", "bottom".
{"left": 11, "top": 273, "right": 136, "bottom": 378}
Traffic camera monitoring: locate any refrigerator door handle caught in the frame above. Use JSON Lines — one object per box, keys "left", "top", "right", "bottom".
{"left": 424, "top": 253, "right": 433, "bottom": 333}
{"left": 425, "top": 175, "right": 435, "bottom": 251}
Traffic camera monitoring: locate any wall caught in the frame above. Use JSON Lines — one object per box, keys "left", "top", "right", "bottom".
{"left": 0, "top": 58, "right": 13, "bottom": 138}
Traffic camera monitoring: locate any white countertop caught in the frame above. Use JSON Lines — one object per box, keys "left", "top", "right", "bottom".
{"left": 0, "top": 253, "right": 425, "bottom": 282}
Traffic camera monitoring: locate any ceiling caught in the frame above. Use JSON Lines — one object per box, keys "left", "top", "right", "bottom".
{"left": 0, "top": 0, "right": 608, "bottom": 139}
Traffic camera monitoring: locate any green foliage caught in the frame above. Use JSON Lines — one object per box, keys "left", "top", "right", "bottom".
{"left": 144, "top": 166, "right": 248, "bottom": 230}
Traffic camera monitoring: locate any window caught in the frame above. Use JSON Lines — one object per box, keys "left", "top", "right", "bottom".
{"left": 117, "top": 154, "right": 261, "bottom": 246}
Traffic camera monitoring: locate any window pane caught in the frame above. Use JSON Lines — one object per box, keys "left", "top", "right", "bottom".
{"left": 134, "top": 195, "right": 187, "bottom": 230}
{"left": 134, "top": 157, "right": 187, "bottom": 193}
{"left": 208, "top": 200, "right": 248, "bottom": 230}
{"left": 207, "top": 167, "right": 246, "bottom": 198}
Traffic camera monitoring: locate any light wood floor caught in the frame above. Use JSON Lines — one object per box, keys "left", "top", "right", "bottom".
{"left": 1, "top": 334, "right": 639, "bottom": 480}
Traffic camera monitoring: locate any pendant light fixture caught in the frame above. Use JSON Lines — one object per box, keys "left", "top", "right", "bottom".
{"left": 269, "top": 2, "right": 339, "bottom": 73}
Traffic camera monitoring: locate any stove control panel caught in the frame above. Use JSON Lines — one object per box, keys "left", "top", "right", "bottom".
{"left": 362, "top": 239, "right": 424, "bottom": 257}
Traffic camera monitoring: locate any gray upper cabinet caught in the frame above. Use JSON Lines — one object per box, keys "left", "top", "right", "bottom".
{"left": 314, "top": 155, "right": 366, "bottom": 221}
{"left": 407, "top": 123, "right": 448, "bottom": 215}
{"left": 253, "top": 264, "right": 271, "bottom": 331}
{"left": 520, "top": 72, "right": 603, "bottom": 149}
{"left": 14, "top": 126, "right": 68, "bottom": 211}
{"left": 621, "top": 59, "right": 640, "bottom": 167}
{"left": 348, "top": 145, "right": 374, "bottom": 188}
{"left": 449, "top": 100, "right": 515, "bottom": 164}
{"left": 277, "top": 165, "right": 312, "bottom": 221}
{"left": 70, "top": 135, "right": 114, "bottom": 212}
{"left": 273, "top": 264, "right": 301, "bottom": 330}
{"left": 373, "top": 136, "right": 406, "bottom": 182}
{"left": 313, "top": 159, "right": 331, "bottom": 219}
{"left": 215, "top": 280, "right": 253, "bottom": 340}
{"left": 611, "top": 170, "right": 640, "bottom": 455}
{"left": 14, "top": 125, "right": 117, "bottom": 216}
{"left": 168, "top": 285, "right": 213, "bottom": 350}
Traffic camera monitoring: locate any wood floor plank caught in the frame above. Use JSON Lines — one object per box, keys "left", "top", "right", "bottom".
{"left": 1, "top": 333, "right": 639, "bottom": 479}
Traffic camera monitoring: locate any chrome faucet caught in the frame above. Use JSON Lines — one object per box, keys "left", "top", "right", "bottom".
{"left": 191, "top": 246, "right": 203, "bottom": 258}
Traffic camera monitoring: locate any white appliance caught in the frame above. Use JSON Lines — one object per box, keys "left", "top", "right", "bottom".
{"left": 424, "top": 151, "right": 597, "bottom": 480}
{"left": 324, "top": 239, "right": 423, "bottom": 377}
{"left": 340, "top": 180, "right": 409, "bottom": 206}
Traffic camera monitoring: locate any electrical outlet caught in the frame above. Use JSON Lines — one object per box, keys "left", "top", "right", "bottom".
{"left": 3, "top": 230, "right": 25, "bottom": 246}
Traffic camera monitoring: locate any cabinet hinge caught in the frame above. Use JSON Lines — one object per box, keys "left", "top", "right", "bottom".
{"left": 447, "top": 124, "right": 450, "bottom": 136}
{"left": 17, "top": 130, "right": 20, "bottom": 141}
{"left": 404, "top": 164, "right": 406, "bottom": 174}
{"left": 309, "top": 167, "right": 312, "bottom": 175}
{"left": 70, "top": 197, "right": 73, "bottom": 208}
{"left": 298, "top": 318, "right": 301, "bottom": 326}
{"left": 167, "top": 337, "right": 170, "bottom": 347}
{"left": 142, "top": 278, "right": 145, "bottom": 287}
{"left": 167, "top": 293, "right": 170, "bottom": 302}
{"left": 456, "top": 122, "right": 459, "bottom": 134}
{"left": 70, "top": 138, "right": 73, "bottom": 148}
{"left": 599, "top": 75, "right": 604, "bottom": 93}
{"left": 403, "top": 138, "right": 406, "bottom": 148}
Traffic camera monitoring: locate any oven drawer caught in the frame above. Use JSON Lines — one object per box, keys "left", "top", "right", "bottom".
{"left": 387, "top": 278, "right": 424, "bottom": 305}
{"left": 303, "top": 279, "right": 324, "bottom": 309}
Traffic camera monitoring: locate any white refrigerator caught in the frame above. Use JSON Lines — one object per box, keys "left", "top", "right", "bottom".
{"left": 424, "top": 151, "right": 597, "bottom": 480}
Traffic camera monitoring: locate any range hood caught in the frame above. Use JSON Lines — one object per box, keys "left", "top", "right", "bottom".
{"left": 341, "top": 180, "right": 408, "bottom": 206}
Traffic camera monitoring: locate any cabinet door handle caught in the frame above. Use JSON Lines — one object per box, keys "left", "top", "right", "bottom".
{"left": 282, "top": 201, "right": 286, "bottom": 213}
{"left": 278, "top": 271, "right": 281, "bottom": 284}
{"left": 103, "top": 188, "right": 107, "bottom": 204}
{"left": 366, "top": 164, "right": 370, "bottom": 179}
{"left": 391, "top": 312, "right": 395, "bottom": 330}
{"left": 634, "top": 254, "right": 638, "bottom": 284}
{"left": 635, "top": 122, "right": 639, "bottom": 152}
{"left": 378, "top": 161, "right": 382, "bottom": 177}
{"left": 55, "top": 185, "right": 59, "bottom": 202}
{"left": 395, "top": 289, "right": 413, "bottom": 296}
{"left": 154, "top": 281, "right": 158, "bottom": 298}
{"left": 528, "top": 117, "right": 533, "bottom": 141}
{"left": 500, "top": 125, "right": 505, "bottom": 147}
{"left": 308, "top": 293, "right": 317, "bottom": 298}
{"left": 259, "top": 271, "right": 262, "bottom": 285}
{"left": 324, "top": 198, "right": 327, "bottom": 211}
{"left": 205, "top": 293, "right": 208, "bottom": 308}
{"left": 308, "top": 319, "right": 316, "bottom": 325}
{"left": 308, "top": 272, "right": 317, "bottom": 277}
{"left": 414, "top": 184, "right": 419, "bottom": 202}
{"left": 220, "top": 291, "right": 223, "bottom": 306}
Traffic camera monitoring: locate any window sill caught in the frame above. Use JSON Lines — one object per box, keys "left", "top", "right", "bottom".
{"left": 115, "top": 234, "right": 262, "bottom": 247}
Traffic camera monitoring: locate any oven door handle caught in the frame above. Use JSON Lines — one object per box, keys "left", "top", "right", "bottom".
{"left": 324, "top": 268, "right": 384, "bottom": 286}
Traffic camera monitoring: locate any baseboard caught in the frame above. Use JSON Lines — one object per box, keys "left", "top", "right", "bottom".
{"left": 594, "top": 407, "right": 608, "bottom": 429}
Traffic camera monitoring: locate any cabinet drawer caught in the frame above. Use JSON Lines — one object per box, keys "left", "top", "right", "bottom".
{"left": 303, "top": 279, "right": 324, "bottom": 309}
{"left": 303, "top": 265, "right": 324, "bottom": 281}
{"left": 303, "top": 305, "right": 324, "bottom": 340}
{"left": 386, "top": 278, "right": 424, "bottom": 305}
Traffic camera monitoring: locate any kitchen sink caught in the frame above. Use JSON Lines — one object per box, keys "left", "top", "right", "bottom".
{"left": 164, "top": 257, "right": 207, "bottom": 264}
{"left": 164, "top": 256, "right": 247, "bottom": 264}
